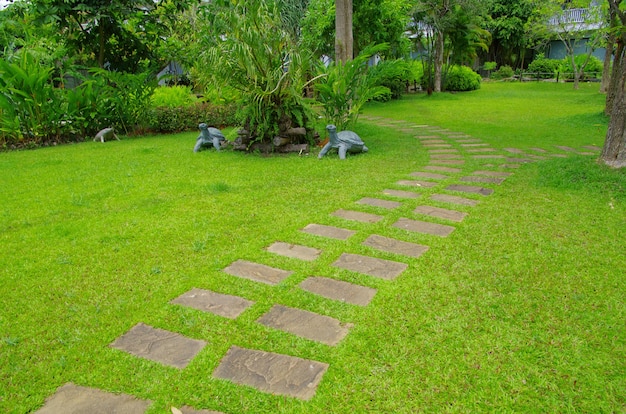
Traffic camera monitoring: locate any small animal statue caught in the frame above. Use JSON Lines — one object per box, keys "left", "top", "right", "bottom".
{"left": 94, "top": 127, "right": 120, "bottom": 143}
{"left": 318, "top": 124, "right": 368, "bottom": 159}
{"left": 194, "top": 123, "right": 226, "bottom": 152}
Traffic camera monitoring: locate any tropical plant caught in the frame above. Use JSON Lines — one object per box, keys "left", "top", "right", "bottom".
{"left": 444, "top": 65, "right": 481, "bottom": 91}
{"left": 527, "top": 53, "right": 559, "bottom": 78}
{"left": 559, "top": 54, "right": 603, "bottom": 80}
{"left": 314, "top": 44, "right": 390, "bottom": 129}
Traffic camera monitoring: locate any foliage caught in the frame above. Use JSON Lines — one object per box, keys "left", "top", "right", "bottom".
{"left": 483, "top": 61, "right": 497, "bottom": 71}
{"left": 484, "top": 0, "right": 534, "bottom": 68}
{"left": 559, "top": 54, "right": 603, "bottom": 80}
{"left": 490, "top": 64, "right": 514, "bottom": 80}
{"left": 314, "top": 44, "right": 390, "bottom": 129}
{"left": 197, "top": 0, "right": 315, "bottom": 144}
{"left": 147, "top": 102, "right": 237, "bottom": 133}
{"left": 151, "top": 86, "right": 199, "bottom": 109}
{"left": 368, "top": 59, "right": 415, "bottom": 101}
{"left": 527, "top": 53, "right": 559, "bottom": 78}
{"left": 444, "top": 64, "right": 481, "bottom": 91}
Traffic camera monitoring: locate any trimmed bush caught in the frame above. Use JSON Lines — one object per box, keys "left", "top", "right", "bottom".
{"left": 491, "top": 65, "right": 514, "bottom": 80}
{"left": 559, "top": 54, "right": 603, "bottom": 80}
{"left": 147, "top": 102, "right": 237, "bottom": 133}
{"left": 527, "top": 53, "right": 559, "bottom": 79}
{"left": 444, "top": 65, "right": 481, "bottom": 91}
{"left": 151, "top": 85, "right": 199, "bottom": 108}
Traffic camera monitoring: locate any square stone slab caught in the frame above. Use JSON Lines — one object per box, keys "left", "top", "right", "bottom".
{"left": 424, "top": 165, "right": 462, "bottom": 173}
{"left": 430, "top": 160, "right": 465, "bottom": 165}
{"left": 555, "top": 145, "right": 576, "bottom": 152}
{"left": 582, "top": 145, "right": 601, "bottom": 151}
{"left": 422, "top": 144, "right": 453, "bottom": 148}
{"left": 466, "top": 148, "right": 497, "bottom": 153}
{"left": 110, "top": 323, "right": 206, "bottom": 369}
{"left": 461, "top": 143, "right": 488, "bottom": 147}
{"left": 472, "top": 154, "right": 506, "bottom": 159}
{"left": 430, "top": 154, "right": 463, "bottom": 160}
{"left": 430, "top": 193, "right": 479, "bottom": 206}
{"left": 332, "top": 208, "right": 383, "bottom": 223}
{"left": 363, "top": 234, "right": 429, "bottom": 258}
{"left": 333, "top": 253, "right": 407, "bottom": 280}
{"left": 472, "top": 170, "right": 513, "bottom": 177}
{"left": 410, "top": 171, "right": 448, "bottom": 180}
{"left": 421, "top": 139, "right": 446, "bottom": 144}
{"left": 178, "top": 406, "right": 224, "bottom": 414}
{"left": 382, "top": 189, "right": 421, "bottom": 199}
{"left": 267, "top": 242, "right": 322, "bottom": 261}
{"left": 460, "top": 176, "right": 505, "bottom": 185}
{"left": 223, "top": 260, "right": 293, "bottom": 285}
{"left": 529, "top": 147, "right": 547, "bottom": 153}
{"left": 445, "top": 184, "right": 494, "bottom": 196}
{"left": 35, "top": 383, "right": 151, "bottom": 414}
{"left": 356, "top": 197, "right": 402, "bottom": 209}
{"left": 171, "top": 288, "right": 254, "bottom": 319}
{"left": 257, "top": 305, "right": 351, "bottom": 346}
{"left": 428, "top": 149, "right": 459, "bottom": 154}
{"left": 393, "top": 218, "right": 455, "bottom": 237}
{"left": 506, "top": 157, "right": 533, "bottom": 163}
{"left": 503, "top": 148, "right": 525, "bottom": 154}
{"left": 414, "top": 205, "right": 467, "bottom": 222}
{"left": 301, "top": 223, "right": 356, "bottom": 240}
{"left": 397, "top": 180, "right": 438, "bottom": 188}
{"left": 456, "top": 138, "right": 482, "bottom": 143}
{"left": 299, "top": 277, "right": 377, "bottom": 306}
{"left": 213, "top": 346, "right": 328, "bottom": 400}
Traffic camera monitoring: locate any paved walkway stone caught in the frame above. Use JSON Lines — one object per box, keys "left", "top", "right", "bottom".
{"left": 393, "top": 218, "right": 455, "bottom": 236}
{"left": 430, "top": 159, "right": 464, "bottom": 165}
{"left": 472, "top": 170, "right": 513, "bottom": 177}
{"left": 505, "top": 157, "right": 533, "bottom": 163}
{"left": 429, "top": 149, "right": 459, "bottom": 154}
{"left": 363, "top": 234, "right": 429, "bottom": 258}
{"left": 410, "top": 171, "right": 448, "bottom": 180}
{"left": 301, "top": 223, "right": 356, "bottom": 240}
{"left": 472, "top": 154, "right": 506, "bottom": 159}
{"left": 446, "top": 184, "right": 494, "bottom": 196}
{"left": 582, "top": 145, "right": 601, "bottom": 151}
{"left": 466, "top": 148, "right": 497, "bottom": 153}
{"left": 267, "top": 242, "right": 321, "bottom": 261}
{"left": 333, "top": 253, "right": 407, "bottom": 280}
{"left": 424, "top": 165, "right": 462, "bottom": 173}
{"left": 529, "top": 147, "right": 547, "bottom": 153}
{"left": 460, "top": 176, "right": 505, "bottom": 185}
{"left": 422, "top": 144, "right": 453, "bottom": 148}
{"left": 503, "top": 148, "right": 525, "bottom": 154}
{"left": 555, "top": 145, "right": 576, "bottom": 152}
{"left": 257, "top": 305, "right": 351, "bottom": 346}
{"left": 213, "top": 346, "right": 328, "bottom": 400}
{"left": 35, "top": 383, "right": 151, "bottom": 414}
{"left": 382, "top": 189, "right": 420, "bottom": 199}
{"left": 223, "top": 260, "right": 293, "bottom": 285}
{"left": 110, "top": 323, "right": 206, "bottom": 369}
{"left": 430, "top": 193, "right": 479, "bottom": 206}
{"left": 179, "top": 406, "right": 224, "bottom": 414}
{"left": 299, "top": 277, "right": 377, "bottom": 306}
{"left": 421, "top": 139, "right": 446, "bottom": 144}
{"left": 171, "top": 288, "right": 254, "bottom": 319}
{"left": 397, "top": 180, "right": 438, "bottom": 188}
{"left": 413, "top": 205, "right": 467, "bottom": 222}
{"left": 332, "top": 208, "right": 383, "bottom": 223}
{"left": 461, "top": 143, "right": 489, "bottom": 147}
{"left": 430, "top": 154, "right": 463, "bottom": 160}
{"left": 456, "top": 138, "right": 482, "bottom": 143}
{"left": 356, "top": 197, "right": 402, "bottom": 209}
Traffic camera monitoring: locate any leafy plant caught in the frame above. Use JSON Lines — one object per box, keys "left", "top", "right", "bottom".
{"left": 491, "top": 64, "right": 514, "bottom": 80}
{"left": 527, "top": 53, "right": 559, "bottom": 78}
{"left": 559, "top": 54, "right": 603, "bottom": 80}
{"left": 444, "top": 65, "right": 481, "bottom": 91}
{"left": 151, "top": 85, "right": 199, "bottom": 109}
{"left": 314, "top": 44, "right": 390, "bottom": 129}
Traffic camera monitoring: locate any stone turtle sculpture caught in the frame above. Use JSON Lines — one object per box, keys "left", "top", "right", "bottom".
{"left": 94, "top": 127, "right": 119, "bottom": 143}
{"left": 318, "top": 124, "right": 368, "bottom": 159}
{"left": 194, "top": 123, "right": 226, "bottom": 152}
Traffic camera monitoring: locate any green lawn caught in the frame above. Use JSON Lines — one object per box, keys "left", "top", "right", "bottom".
{"left": 1, "top": 82, "right": 625, "bottom": 413}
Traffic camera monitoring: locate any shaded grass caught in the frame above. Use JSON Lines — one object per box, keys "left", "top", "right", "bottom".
{"left": 1, "top": 83, "right": 625, "bottom": 413}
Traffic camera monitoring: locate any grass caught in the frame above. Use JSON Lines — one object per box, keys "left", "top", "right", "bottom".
{"left": 1, "top": 82, "right": 625, "bottom": 413}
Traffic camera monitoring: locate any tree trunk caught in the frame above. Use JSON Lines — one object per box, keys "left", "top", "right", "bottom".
{"left": 606, "top": 41, "right": 623, "bottom": 116}
{"left": 434, "top": 30, "right": 444, "bottom": 92}
{"left": 601, "top": 34, "right": 615, "bottom": 93}
{"left": 335, "top": 0, "right": 353, "bottom": 63}
{"left": 601, "top": 41, "right": 626, "bottom": 168}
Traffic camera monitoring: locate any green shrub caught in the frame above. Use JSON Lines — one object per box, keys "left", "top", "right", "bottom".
{"left": 491, "top": 65, "right": 514, "bottom": 80}
{"left": 559, "top": 54, "right": 603, "bottom": 80}
{"left": 444, "top": 65, "right": 481, "bottom": 91}
{"left": 368, "top": 59, "right": 408, "bottom": 101}
{"left": 151, "top": 85, "right": 198, "bottom": 108}
{"left": 147, "top": 102, "right": 237, "bottom": 133}
{"left": 527, "top": 53, "right": 559, "bottom": 78}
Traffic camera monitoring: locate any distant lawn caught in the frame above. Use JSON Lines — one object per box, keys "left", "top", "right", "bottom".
{"left": 1, "top": 82, "right": 625, "bottom": 413}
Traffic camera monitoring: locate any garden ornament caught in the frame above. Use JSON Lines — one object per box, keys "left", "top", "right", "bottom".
{"left": 318, "top": 124, "right": 368, "bottom": 159}
{"left": 94, "top": 127, "right": 119, "bottom": 143}
{"left": 194, "top": 123, "right": 226, "bottom": 152}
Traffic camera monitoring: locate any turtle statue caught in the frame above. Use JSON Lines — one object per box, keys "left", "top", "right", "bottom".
{"left": 194, "top": 123, "right": 226, "bottom": 152}
{"left": 318, "top": 124, "right": 368, "bottom": 159}
{"left": 94, "top": 127, "right": 119, "bottom": 143}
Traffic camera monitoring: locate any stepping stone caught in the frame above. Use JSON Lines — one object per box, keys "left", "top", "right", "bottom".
{"left": 332, "top": 209, "right": 383, "bottom": 223}
{"left": 416, "top": 135, "right": 440, "bottom": 139}
{"left": 421, "top": 139, "right": 446, "bottom": 144}
{"left": 446, "top": 184, "right": 494, "bottom": 196}
{"left": 214, "top": 346, "right": 328, "bottom": 400}
{"left": 35, "top": 383, "right": 151, "bottom": 414}
{"left": 110, "top": 323, "right": 206, "bottom": 369}
{"left": 397, "top": 180, "right": 438, "bottom": 188}
{"left": 461, "top": 143, "right": 488, "bottom": 147}
{"left": 301, "top": 223, "right": 356, "bottom": 240}
{"left": 555, "top": 145, "right": 576, "bottom": 152}
{"left": 460, "top": 176, "right": 505, "bottom": 185}
{"left": 356, "top": 197, "right": 402, "bottom": 209}
{"left": 430, "top": 193, "right": 479, "bottom": 206}
{"left": 299, "top": 277, "right": 377, "bottom": 306}
{"left": 393, "top": 218, "right": 455, "bottom": 237}
{"left": 410, "top": 171, "right": 448, "bottom": 180}
{"left": 503, "top": 148, "right": 526, "bottom": 154}
{"left": 501, "top": 163, "right": 523, "bottom": 168}
{"left": 582, "top": 145, "right": 601, "bottom": 151}
{"left": 422, "top": 144, "right": 452, "bottom": 148}
{"left": 456, "top": 138, "right": 482, "bottom": 143}
{"left": 171, "top": 288, "right": 254, "bottom": 319}
{"left": 424, "top": 165, "right": 462, "bottom": 173}
{"left": 529, "top": 147, "right": 547, "bottom": 153}
{"left": 430, "top": 154, "right": 463, "bottom": 160}
{"left": 430, "top": 159, "right": 465, "bottom": 165}
{"left": 178, "top": 407, "right": 224, "bottom": 414}
{"left": 223, "top": 260, "right": 292, "bottom": 285}
{"left": 267, "top": 242, "right": 321, "bottom": 261}
{"left": 466, "top": 148, "right": 497, "bottom": 153}
{"left": 332, "top": 253, "right": 407, "bottom": 280}
{"left": 505, "top": 157, "right": 533, "bottom": 163}
{"left": 429, "top": 149, "right": 459, "bottom": 154}
{"left": 382, "top": 189, "right": 420, "bottom": 199}
{"left": 413, "top": 205, "right": 467, "bottom": 222}
{"left": 363, "top": 234, "right": 429, "bottom": 258}
{"left": 472, "top": 170, "right": 513, "bottom": 177}
{"left": 257, "top": 305, "right": 351, "bottom": 346}
{"left": 547, "top": 153, "right": 568, "bottom": 158}
{"left": 472, "top": 154, "right": 506, "bottom": 159}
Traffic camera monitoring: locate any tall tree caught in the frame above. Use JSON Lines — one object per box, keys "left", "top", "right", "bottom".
{"left": 485, "top": 0, "right": 534, "bottom": 68}
{"left": 602, "top": 0, "right": 626, "bottom": 168}
{"left": 335, "top": 0, "right": 354, "bottom": 62}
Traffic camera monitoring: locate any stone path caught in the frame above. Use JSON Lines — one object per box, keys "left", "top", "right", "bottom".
{"left": 36, "top": 115, "right": 602, "bottom": 413}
